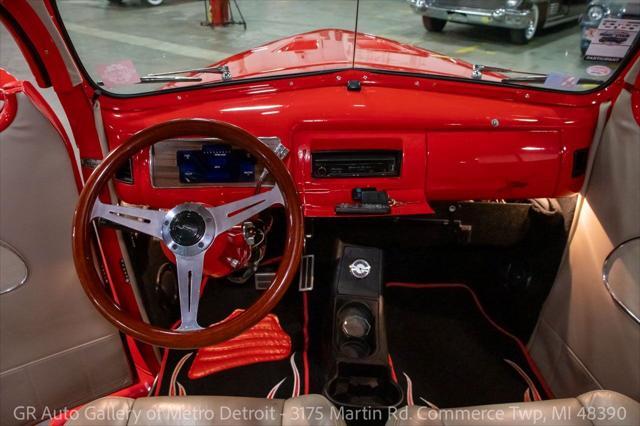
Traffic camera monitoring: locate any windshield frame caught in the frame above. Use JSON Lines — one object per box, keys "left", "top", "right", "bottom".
{"left": 50, "top": 1, "right": 640, "bottom": 99}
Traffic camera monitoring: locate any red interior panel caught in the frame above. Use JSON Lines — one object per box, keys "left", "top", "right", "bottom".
{"left": 293, "top": 131, "right": 430, "bottom": 216}
{"left": 426, "top": 130, "right": 563, "bottom": 200}
{"left": 100, "top": 70, "right": 603, "bottom": 216}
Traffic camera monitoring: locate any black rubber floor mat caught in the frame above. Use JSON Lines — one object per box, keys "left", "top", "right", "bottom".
{"left": 156, "top": 280, "right": 307, "bottom": 399}
{"left": 385, "top": 283, "right": 551, "bottom": 408}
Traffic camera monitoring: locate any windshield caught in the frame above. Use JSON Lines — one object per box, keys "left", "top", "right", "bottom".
{"left": 55, "top": 0, "right": 640, "bottom": 94}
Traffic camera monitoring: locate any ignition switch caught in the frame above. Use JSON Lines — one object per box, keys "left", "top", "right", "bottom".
{"left": 242, "top": 222, "right": 257, "bottom": 246}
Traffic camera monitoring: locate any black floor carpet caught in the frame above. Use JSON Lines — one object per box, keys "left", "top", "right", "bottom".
{"left": 307, "top": 207, "right": 567, "bottom": 342}
{"left": 153, "top": 205, "right": 563, "bottom": 405}
{"left": 156, "top": 280, "right": 307, "bottom": 398}
{"left": 385, "top": 284, "right": 550, "bottom": 408}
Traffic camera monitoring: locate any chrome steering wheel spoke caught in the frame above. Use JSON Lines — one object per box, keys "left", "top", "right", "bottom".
{"left": 91, "top": 200, "right": 165, "bottom": 239}
{"left": 208, "top": 185, "right": 284, "bottom": 237}
{"left": 175, "top": 252, "right": 205, "bottom": 331}
{"left": 90, "top": 185, "right": 284, "bottom": 334}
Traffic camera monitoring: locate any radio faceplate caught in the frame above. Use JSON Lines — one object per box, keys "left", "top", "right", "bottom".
{"left": 311, "top": 150, "right": 402, "bottom": 178}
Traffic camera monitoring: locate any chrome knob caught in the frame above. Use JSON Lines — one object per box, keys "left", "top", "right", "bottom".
{"left": 342, "top": 314, "right": 371, "bottom": 338}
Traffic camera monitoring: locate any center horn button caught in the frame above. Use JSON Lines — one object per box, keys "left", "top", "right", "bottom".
{"left": 169, "top": 211, "right": 206, "bottom": 246}
{"left": 162, "top": 203, "right": 216, "bottom": 257}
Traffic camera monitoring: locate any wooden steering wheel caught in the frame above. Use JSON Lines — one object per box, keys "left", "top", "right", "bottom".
{"left": 72, "top": 119, "right": 304, "bottom": 349}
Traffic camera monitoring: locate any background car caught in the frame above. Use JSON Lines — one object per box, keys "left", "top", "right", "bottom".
{"left": 580, "top": 0, "right": 640, "bottom": 54}
{"left": 407, "top": 0, "right": 588, "bottom": 44}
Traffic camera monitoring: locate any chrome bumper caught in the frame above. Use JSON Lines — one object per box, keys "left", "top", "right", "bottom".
{"left": 407, "top": 0, "right": 532, "bottom": 30}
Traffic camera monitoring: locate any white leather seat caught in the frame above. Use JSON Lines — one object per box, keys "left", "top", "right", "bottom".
{"left": 66, "top": 394, "right": 345, "bottom": 426}
{"left": 387, "top": 390, "right": 639, "bottom": 426}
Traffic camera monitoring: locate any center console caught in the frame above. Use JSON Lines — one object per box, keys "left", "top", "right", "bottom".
{"left": 323, "top": 244, "right": 403, "bottom": 409}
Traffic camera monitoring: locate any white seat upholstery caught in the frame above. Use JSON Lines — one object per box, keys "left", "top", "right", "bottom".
{"left": 387, "top": 390, "right": 639, "bottom": 426}
{"left": 66, "top": 394, "right": 345, "bottom": 426}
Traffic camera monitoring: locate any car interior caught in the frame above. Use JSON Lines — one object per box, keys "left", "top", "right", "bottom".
{"left": 0, "top": 1, "right": 639, "bottom": 425}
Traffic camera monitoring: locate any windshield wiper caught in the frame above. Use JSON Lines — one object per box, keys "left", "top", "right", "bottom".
{"left": 471, "top": 64, "right": 602, "bottom": 86}
{"left": 139, "top": 75, "right": 203, "bottom": 83}
{"left": 144, "top": 65, "right": 232, "bottom": 82}
{"left": 499, "top": 76, "right": 603, "bottom": 85}
{"left": 97, "top": 75, "right": 203, "bottom": 86}
{"left": 471, "top": 64, "right": 546, "bottom": 80}
{"left": 97, "top": 65, "right": 231, "bottom": 86}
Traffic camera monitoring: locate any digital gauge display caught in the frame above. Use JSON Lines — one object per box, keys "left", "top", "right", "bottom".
{"left": 176, "top": 143, "right": 256, "bottom": 184}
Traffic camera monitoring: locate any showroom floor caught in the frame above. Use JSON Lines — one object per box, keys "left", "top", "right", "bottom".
{"left": 51, "top": 0, "right": 593, "bottom": 83}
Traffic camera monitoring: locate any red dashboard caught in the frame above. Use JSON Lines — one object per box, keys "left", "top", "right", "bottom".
{"left": 97, "top": 69, "right": 602, "bottom": 217}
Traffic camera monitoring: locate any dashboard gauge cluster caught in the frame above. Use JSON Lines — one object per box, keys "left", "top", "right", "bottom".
{"left": 176, "top": 143, "right": 255, "bottom": 184}
{"left": 151, "top": 138, "right": 262, "bottom": 188}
